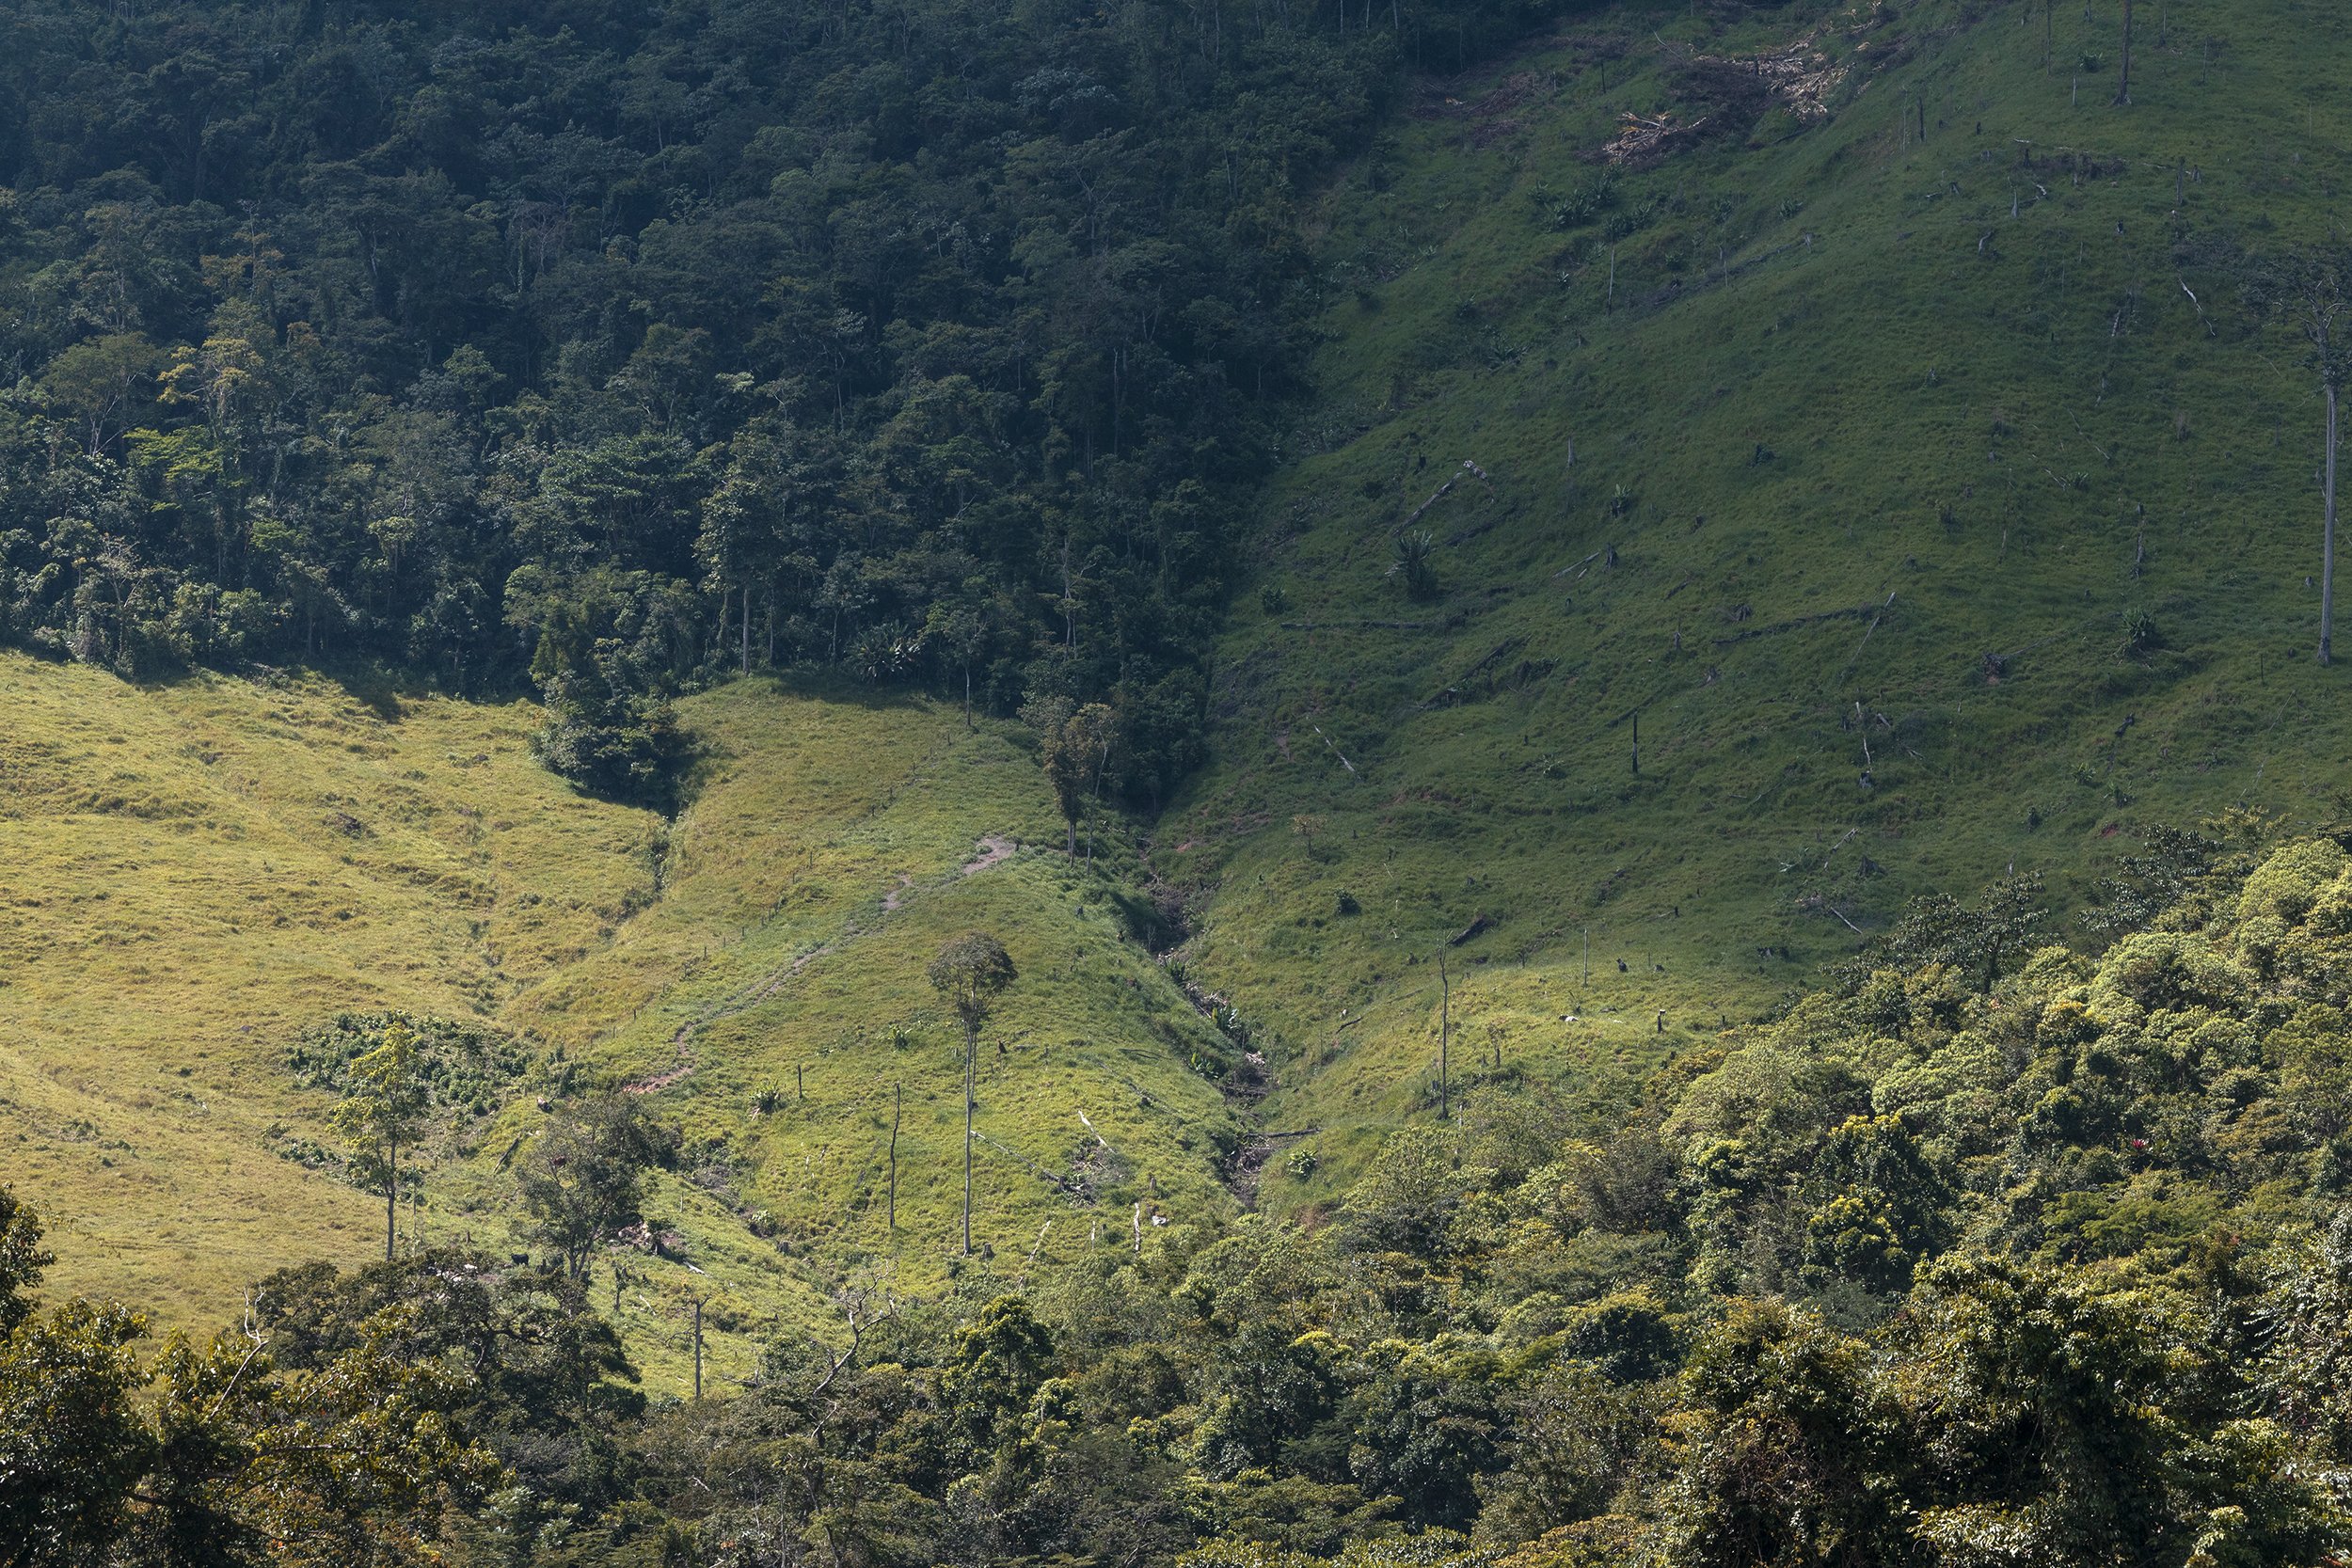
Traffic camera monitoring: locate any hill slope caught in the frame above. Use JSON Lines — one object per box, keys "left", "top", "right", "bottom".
{"left": 1164, "top": 0, "right": 2352, "bottom": 1201}
{"left": 0, "top": 657, "right": 1240, "bottom": 1389}
{"left": 13, "top": 0, "right": 2352, "bottom": 1385}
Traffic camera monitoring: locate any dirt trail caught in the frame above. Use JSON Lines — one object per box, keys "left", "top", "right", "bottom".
{"left": 622, "top": 834, "right": 1019, "bottom": 1095}
{"left": 961, "top": 833, "right": 1016, "bottom": 874}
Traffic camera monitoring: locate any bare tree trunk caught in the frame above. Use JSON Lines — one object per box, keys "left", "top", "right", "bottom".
{"left": 961, "top": 1029, "right": 976, "bottom": 1255}
{"left": 1438, "top": 950, "right": 1451, "bottom": 1119}
{"left": 889, "top": 1082, "right": 901, "bottom": 1231}
{"left": 691, "top": 1296, "right": 704, "bottom": 1399}
{"left": 740, "top": 585, "right": 751, "bottom": 675}
{"left": 385, "top": 1132, "right": 397, "bottom": 1261}
{"left": 2117, "top": 0, "right": 2134, "bottom": 103}
{"left": 2326, "top": 374, "right": 2339, "bottom": 666}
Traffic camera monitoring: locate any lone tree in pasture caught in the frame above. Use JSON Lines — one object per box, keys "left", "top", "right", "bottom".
{"left": 516, "top": 1092, "right": 678, "bottom": 1280}
{"left": 930, "top": 931, "right": 1017, "bottom": 1256}
{"left": 328, "top": 1021, "right": 430, "bottom": 1262}
{"left": 1025, "top": 697, "right": 1117, "bottom": 856}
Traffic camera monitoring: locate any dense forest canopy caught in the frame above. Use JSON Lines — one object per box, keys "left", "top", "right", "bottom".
{"left": 0, "top": 0, "right": 1545, "bottom": 802}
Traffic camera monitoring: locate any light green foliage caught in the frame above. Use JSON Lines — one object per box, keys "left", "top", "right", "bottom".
{"left": 327, "top": 1022, "right": 431, "bottom": 1262}
{"left": 0, "top": 656, "right": 662, "bottom": 1323}
{"left": 0, "top": 662, "right": 1243, "bottom": 1391}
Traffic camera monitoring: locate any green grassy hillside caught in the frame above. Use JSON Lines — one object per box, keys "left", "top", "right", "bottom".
{"left": 0, "top": 657, "right": 1240, "bottom": 1391}
{"left": 1164, "top": 0, "right": 2352, "bottom": 1203}
{"left": 0, "top": 657, "right": 660, "bottom": 1316}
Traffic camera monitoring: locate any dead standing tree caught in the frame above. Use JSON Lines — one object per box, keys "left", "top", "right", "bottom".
{"left": 2313, "top": 285, "right": 2347, "bottom": 667}
{"left": 2117, "top": 0, "right": 2135, "bottom": 104}
{"left": 2251, "top": 251, "right": 2350, "bottom": 665}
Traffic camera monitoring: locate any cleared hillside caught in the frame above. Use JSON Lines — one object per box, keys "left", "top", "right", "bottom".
{"left": 0, "top": 658, "right": 1240, "bottom": 1390}
{"left": 1164, "top": 0, "right": 2352, "bottom": 1201}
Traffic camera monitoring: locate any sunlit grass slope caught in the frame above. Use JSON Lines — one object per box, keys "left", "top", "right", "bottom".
{"left": 477, "top": 680, "right": 1242, "bottom": 1390}
{"left": 0, "top": 654, "right": 660, "bottom": 1318}
{"left": 1167, "top": 0, "right": 2352, "bottom": 1204}
{"left": 0, "top": 661, "right": 1240, "bottom": 1392}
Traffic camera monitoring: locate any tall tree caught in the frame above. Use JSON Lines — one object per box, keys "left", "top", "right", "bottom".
{"left": 2310, "top": 278, "right": 2346, "bottom": 667}
{"left": 1026, "top": 699, "right": 1118, "bottom": 857}
{"left": 929, "top": 932, "right": 1017, "bottom": 1256}
{"left": 2117, "top": 0, "right": 2135, "bottom": 103}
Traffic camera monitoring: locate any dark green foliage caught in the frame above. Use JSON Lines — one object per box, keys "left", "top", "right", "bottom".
{"left": 1834, "top": 872, "right": 2047, "bottom": 990}
{"left": 0, "top": 0, "right": 1549, "bottom": 802}
{"left": 1390, "top": 531, "right": 1439, "bottom": 602}
{"left": 252, "top": 1249, "right": 644, "bottom": 1512}
{"left": 291, "top": 1010, "right": 531, "bottom": 1120}
{"left": 0, "top": 1208, "right": 501, "bottom": 1568}
{"left": 1799, "top": 1115, "right": 1950, "bottom": 1292}
{"left": 0, "top": 1186, "right": 51, "bottom": 1339}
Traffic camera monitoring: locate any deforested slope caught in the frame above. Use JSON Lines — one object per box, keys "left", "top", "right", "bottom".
{"left": 0, "top": 660, "right": 1242, "bottom": 1389}
{"left": 1165, "top": 0, "right": 2352, "bottom": 1202}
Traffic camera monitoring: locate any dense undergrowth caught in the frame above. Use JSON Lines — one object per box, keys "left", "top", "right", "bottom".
{"left": 19, "top": 831, "right": 2352, "bottom": 1564}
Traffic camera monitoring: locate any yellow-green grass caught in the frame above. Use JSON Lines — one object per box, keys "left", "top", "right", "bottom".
{"left": 443, "top": 679, "right": 1243, "bottom": 1387}
{"left": 0, "top": 658, "right": 1241, "bottom": 1392}
{"left": 1165, "top": 0, "right": 2352, "bottom": 1206}
{"left": 0, "top": 653, "right": 659, "bottom": 1318}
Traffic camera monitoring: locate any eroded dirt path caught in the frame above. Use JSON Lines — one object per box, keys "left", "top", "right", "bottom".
{"left": 623, "top": 835, "right": 1019, "bottom": 1094}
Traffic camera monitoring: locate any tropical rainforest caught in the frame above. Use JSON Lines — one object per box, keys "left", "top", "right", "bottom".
{"left": 11, "top": 0, "right": 2352, "bottom": 1563}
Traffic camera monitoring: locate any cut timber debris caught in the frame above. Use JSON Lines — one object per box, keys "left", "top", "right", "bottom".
{"left": 1738, "top": 40, "right": 1845, "bottom": 121}
{"left": 1421, "top": 637, "right": 1527, "bottom": 708}
{"left": 1603, "top": 110, "right": 1708, "bottom": 165}
{"left": 1450, "top": 913, "right": 1495, "bottom": 947}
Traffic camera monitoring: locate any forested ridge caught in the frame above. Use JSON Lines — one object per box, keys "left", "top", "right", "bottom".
{"left": 0, "top": 0, "right": 1534, "bottom": 802}
{"left": 19, "top": 828, "right": 2352, "bottom": 1564}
